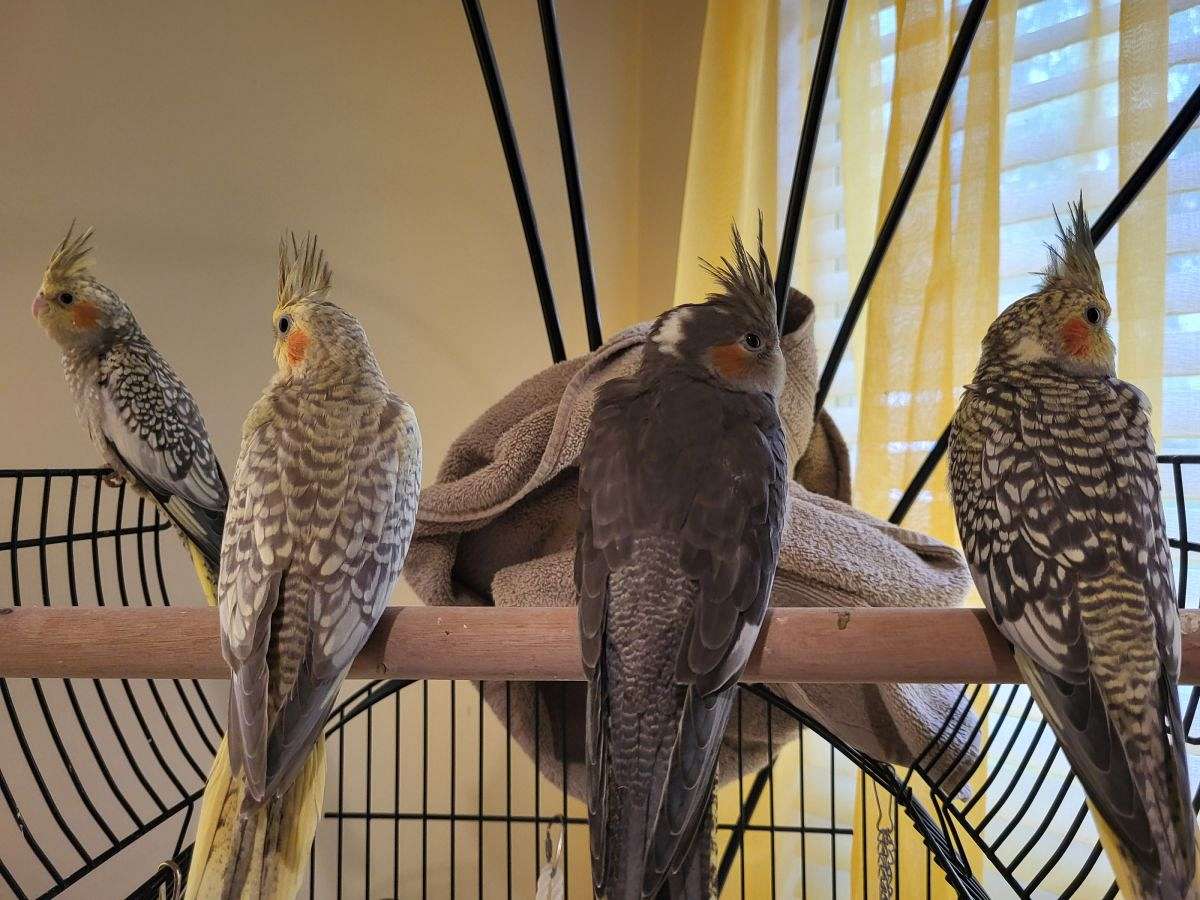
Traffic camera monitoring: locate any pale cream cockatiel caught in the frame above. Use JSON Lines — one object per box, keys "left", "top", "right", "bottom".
{"left": 185, "top": 235, "right": 421, "bottom": 899}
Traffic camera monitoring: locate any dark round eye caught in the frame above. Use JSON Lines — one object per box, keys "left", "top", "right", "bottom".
{"left": 743, "top": 332, "right": 763, "bottom": 350}
{"left": 277, "top": 315, "right": 291, "bottom": 335}
{"left": 58, "top": 292, "right": 74, "bottom": 305}
{"left": 1084, "top": 305, "right": 1102, "bottom": 325}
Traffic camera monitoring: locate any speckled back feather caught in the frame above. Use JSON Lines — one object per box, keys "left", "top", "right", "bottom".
{"left": 277, "top": 232, "right": 333, "bottom": 309}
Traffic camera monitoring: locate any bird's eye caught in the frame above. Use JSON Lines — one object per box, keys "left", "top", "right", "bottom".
{"left": 58, "top": 292, "right": 74, "bottom": 305}
{"left": 277, "top": 315, "right": 291, "bottom": 335}
{"left": 743, "top": 332, "right": 763, "bottom": 350}
{"left": 1084, "top": 305, "right": 1102, "bottom": 325}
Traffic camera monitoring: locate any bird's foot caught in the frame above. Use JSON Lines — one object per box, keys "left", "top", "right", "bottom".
{"left": 101, "top": 470, "right": 125, "bottom": 489}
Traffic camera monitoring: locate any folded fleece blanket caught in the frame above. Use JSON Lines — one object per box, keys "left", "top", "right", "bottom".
{"left": 404, "top": 291, "right": 979, "bottom": 799}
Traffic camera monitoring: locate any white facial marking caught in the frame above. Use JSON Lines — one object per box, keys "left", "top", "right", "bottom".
{"left": 1012, "top": 335, "right": 1048, "bottom": 363}
{"left": 652, "top": 307, "right": 692, "bottom": 357}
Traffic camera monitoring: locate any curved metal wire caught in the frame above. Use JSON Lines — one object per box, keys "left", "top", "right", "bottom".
{"left": 775, "top": 0, "right": 846, "bottom": 330}
{"left": 0, "top": 469, "right": 221, "bottom": 900}
{"left": 461, "top": 0, "right": 567, "bottom": 364}
{"left": 537, "top": 0, "right": 602, "bottom": 352}
{"left": 812, "top": 0, "right": 991, "bottom": 419}
{"left": 0, "top": 466, "right": 980, "bottom": 899}
{"left": 3, "top": 466, "right": 1191, "bottom": 898}
{"left": 887, "top": 81, "right": 1200, "bottom": 525}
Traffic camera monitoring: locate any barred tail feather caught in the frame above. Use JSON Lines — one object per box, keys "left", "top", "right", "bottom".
{"left": 185, "top": 541, "right": 220, "bottom": 608}
{"left": 1093, "top": 806, "right": 1200, "bottom": 900}
{"left": 185, "top": 737, "right": 326, "bottom": 900}
{"left": 1017, "top": 634, "right": 1197, "bottom": 900}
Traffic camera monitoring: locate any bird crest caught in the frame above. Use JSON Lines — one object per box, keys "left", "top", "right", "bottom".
{"left": 699, "top": 215, "right": 777, "bottom": 326}
{"left": 277, "top": 232, "right": 333, "bottom": 310}
{"left": 1037, "top": 196, "right": 1104, "bottom": 296}
{"left": 44, "top": 221, "right": 95, "bottom": 285}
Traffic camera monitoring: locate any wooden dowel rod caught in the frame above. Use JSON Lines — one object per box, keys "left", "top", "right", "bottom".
{"left": 2, "top": 606, "right": 1199, "bottom": 684}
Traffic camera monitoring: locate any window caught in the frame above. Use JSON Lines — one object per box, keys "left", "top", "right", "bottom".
{"left": 778, "top": 1, "right": 1200, "bottom": 894}
{"left": 781, "top": 0, "right": 1200, "bottom": 472}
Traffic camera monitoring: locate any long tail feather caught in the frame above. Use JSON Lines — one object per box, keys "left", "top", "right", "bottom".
{"left": 185, "top": 737, "right": 325, "bottom": 900}
{"left": 185, "top": 541, "right": 220, "bottom": 608}
{"left": 1093, "top": 808, "right": 1200, "bottom": 900}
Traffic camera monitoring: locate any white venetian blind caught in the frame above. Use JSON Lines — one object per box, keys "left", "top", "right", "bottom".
{"left": 781, "top": 0, "right": 1200, "bottom": 471}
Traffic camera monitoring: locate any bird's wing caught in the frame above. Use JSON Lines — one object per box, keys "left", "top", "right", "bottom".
{"left": 576, "top": 376, "right": 787, "bottom": 893}
{"left": 653, "top": 388, "right": 787, "bottom": 889}
{"left": 1110, "top": 379, "right": 1180, "bottom": 677}
{"left": 672, "top": 391, "right": 788, "bottom": 696}
{"left": 264, "top": 396, "right": 421, "bottom": 797}
{"left": 949, "top": 381, "right": 1184, "bottom": 873}
{"left": 220, "top": 394, "right": 421, "bottom": 800}
{"left": 575, "top": 379, "right": 628, "bottom": 893}
{"left": 98, "top": 342, "right": 227, "bottom": 564}
{"left": 218, "top": 400, "right": 285, "bottom": 800}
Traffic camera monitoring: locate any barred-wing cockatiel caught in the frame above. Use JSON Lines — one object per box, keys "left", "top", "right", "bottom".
{"left": 32, "top": 224, "right": 227, "bottom": 606}
{"left": 576, "top": 225, "right": 788, "bottom": 899}
{"left": 949, "top": 201, "right": 1198, "bottom": 900}
{"left": 185, "top": 235, "right": 421, "bottom": 899}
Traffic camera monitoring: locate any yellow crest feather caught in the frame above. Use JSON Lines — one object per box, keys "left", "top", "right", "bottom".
{"left": 44, "top": 220, "right": 95, "bottom": 285}
{"left": 277, "top": 232, "right": 332, "bottom": 310}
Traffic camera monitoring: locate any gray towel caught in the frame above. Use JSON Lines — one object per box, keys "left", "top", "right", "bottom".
{"left": 405, "top": 292, "right": 979, "bottom": 799}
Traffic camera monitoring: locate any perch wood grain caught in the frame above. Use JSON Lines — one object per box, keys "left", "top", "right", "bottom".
{"left": 2, "top": 606, "right": 1200, "bottom": 684}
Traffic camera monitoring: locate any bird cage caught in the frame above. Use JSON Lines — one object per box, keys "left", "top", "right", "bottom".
{"left": 1, "top": 459, "right": 1197, "bottom": 898}
{"left": 3, "top": 0, "right": 1200, "bottom": 898}
{"left": 0, "top": 467, "right": 983, "bottom": 898}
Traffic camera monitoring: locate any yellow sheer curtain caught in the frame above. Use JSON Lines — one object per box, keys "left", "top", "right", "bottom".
{"left": 842, "top": 2, "right": 1012, "bottom": 895}
{"left": 846, "top": 1, "right": 1170, "bottom": 897}
{"left": 672, "top": 0, "right": 1174, "bottom": 896}
{"left": 853, "top": 0, "right": 1012, "bottom": 538}
{"left": 853, "top": 0, "right": 1171, "bottom": 526}
{"left": 1117, "top": 1, "right": 1169, "bottom": 431}
{"left": 673, "top": 0, "right": 778, "bottom": 306}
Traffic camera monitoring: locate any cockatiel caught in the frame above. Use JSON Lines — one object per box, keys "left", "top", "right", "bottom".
{"left": 949, "top": 201, "right": 1198, "bottom": 900}
{"left": 576, "top": 224, "right": 788, "bottom": 899}
{"left": 185, "top": 235, "right": 421, "bottom": 899}
{"left": 31, "top": 223, "right": 227, "bottom": 606}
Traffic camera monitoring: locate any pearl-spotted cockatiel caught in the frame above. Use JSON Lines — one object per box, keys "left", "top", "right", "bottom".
{"left": 576, "top": 224, "right": 788, "bottom": 898}
{"left": 949, "top": 201, "right": 1198, "bottom": 899}
{"left": 185, "top": 235, "right": 421, "bottom": 899}
{"left": 32, "top": 223, "right": 227, "bottom": 607}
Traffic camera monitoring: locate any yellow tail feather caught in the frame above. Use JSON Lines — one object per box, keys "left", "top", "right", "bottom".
{"left": 185, "top": 542, "right": 220, "bottom": 609}
{"left": 1091, "top": 801, "right": 1200, "bottom": 900}
{"left": 185, "top": 737, "right": 326, "bottom": 900}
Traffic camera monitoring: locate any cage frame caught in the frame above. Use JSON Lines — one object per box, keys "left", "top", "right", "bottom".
{"left": 1, "top": 0, "right": 1199, "bottom": 897}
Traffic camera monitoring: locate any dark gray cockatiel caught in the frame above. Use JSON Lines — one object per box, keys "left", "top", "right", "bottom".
{"left": 576, "top": 225, "right": 788, "bottom": 898}
{"left": 949, "top": 201, "right": 1198, "bottom": 899}
{"left": 31, "top": 223, "right": 227, "bottom": 607}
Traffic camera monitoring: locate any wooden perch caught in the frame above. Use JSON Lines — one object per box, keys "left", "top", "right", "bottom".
{"left": 2, "top": 606, "right": 1199, "bottom": 684}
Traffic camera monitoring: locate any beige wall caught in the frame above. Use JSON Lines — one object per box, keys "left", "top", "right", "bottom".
{"left": 0, "top": 0, "right": 704, "bottom": 896}
{"left": 1, "top": 0, "right": 702, "bottom": 480}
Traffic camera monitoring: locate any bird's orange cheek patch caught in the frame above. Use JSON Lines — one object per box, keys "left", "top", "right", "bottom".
{"left": 1061, "top": 317, "right": 1092, "bottom": 357}
{"left": 71, "top": 301, "right": 101, "bottom": 330}
{"left": 710, "top": 343, "right": 752, "bottom": 379}
{"left": 286, "top": 329, "right": 310, "bottom": 366}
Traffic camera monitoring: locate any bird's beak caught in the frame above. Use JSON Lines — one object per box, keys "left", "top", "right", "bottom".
{"left": 31, "top": 293, "right": 48, "bottom": 319}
